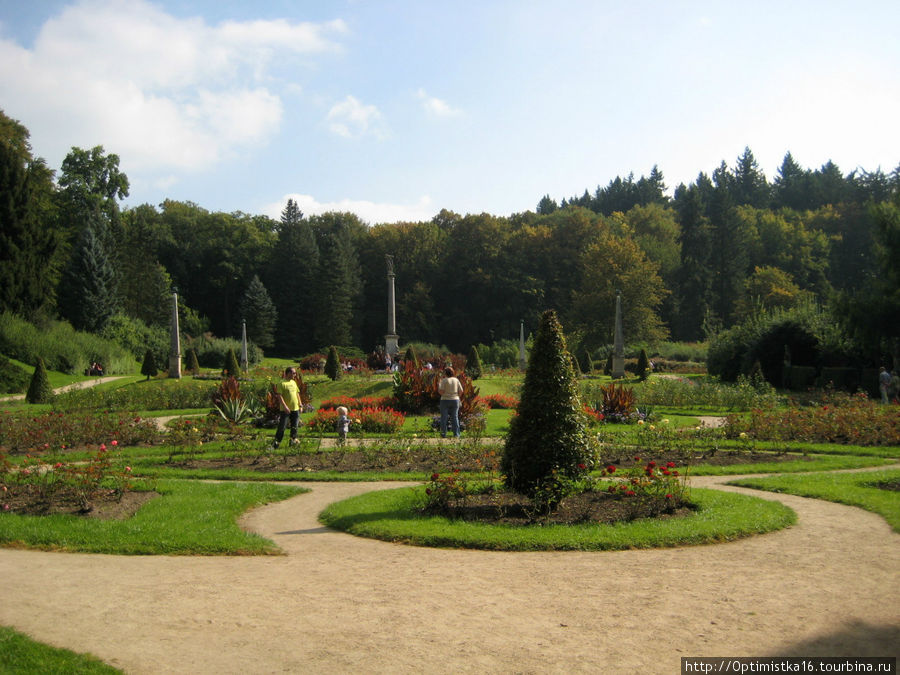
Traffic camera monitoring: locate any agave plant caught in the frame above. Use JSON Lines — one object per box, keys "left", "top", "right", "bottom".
{"left": 214, "top": 397, "right": 254, "bottom": 424}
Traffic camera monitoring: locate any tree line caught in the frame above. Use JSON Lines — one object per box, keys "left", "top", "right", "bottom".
{"left": 1, "top": 108, "right": 898, "bottom": 368}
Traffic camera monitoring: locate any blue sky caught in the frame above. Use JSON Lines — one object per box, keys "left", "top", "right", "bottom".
{"left": 1, "top": 0, "right": 898, "bottom": 223}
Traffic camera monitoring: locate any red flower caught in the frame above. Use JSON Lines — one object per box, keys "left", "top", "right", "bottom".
{"left": 577, "top": 463, "right": 587, "bottom": 470}
{"left": 625, "top": 490, "right": 635, "bottom": 496}
{"left": 633, "top": 456, "right": 640, "bottom": 462}
{"left": 606, "top": 465, "right": 616, "bottom": 473}
{"left": 431, "top": 473, "right": 440, "bottom": 481}
{"left": 647, "top": 461, "right": 656, "bottom": 468}
{"left": 663, "top": 470, "right": 671, "bottom": 476}
{"left": 666, "top": 494, "right": 673, "bottom": 499}
{"left": 666, "top": 462, "right": 675, "bottom": 468}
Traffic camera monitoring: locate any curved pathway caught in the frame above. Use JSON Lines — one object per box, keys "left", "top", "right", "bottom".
{"left": 0, "top": 474, "right": 897, "bottom": 673}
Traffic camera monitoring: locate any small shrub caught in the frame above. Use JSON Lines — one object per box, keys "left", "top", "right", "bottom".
{"left": 25, "top": 357, "right": 53, "bottom": 404}
{"left": 465, "top": 345, "right": 483, "bottom": 380}
{"left": 324, "top": 346, "right": 341, "bottom": 381}
{"left": 141, "top": 349, "right": 158, "bottom": 380}
{"left": 223, "top": 349, "right": 241, "bottom": 378}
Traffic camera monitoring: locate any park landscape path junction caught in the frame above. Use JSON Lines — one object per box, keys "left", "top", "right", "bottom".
{"left": 0, "top": 470, "right": 898, "bottom": 674}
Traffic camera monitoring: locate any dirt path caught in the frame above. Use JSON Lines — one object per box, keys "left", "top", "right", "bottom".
{"left": 0, "top": 375, "right": 126, "bottom": 402}
{"left": 0, "top": 472, "right": 898, "bottom": 673}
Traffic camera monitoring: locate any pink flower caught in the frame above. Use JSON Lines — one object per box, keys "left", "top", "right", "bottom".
{"left": 125, "top": 466, "right": 132, "bottom": 472}
{"left": 2, "top": 504, "right": 9, "bottom": 511}
{"left": 54, "top": 462, "right": 63, "bottom": 469}
{"left": 111, "top": 440, "right": 118, "bottom": 446}
{"left": 99, "top": 444, "right": 107, "bottom": 452}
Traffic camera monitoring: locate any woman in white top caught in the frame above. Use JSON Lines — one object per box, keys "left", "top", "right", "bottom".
{"left": 438, "top": 367, "right": 463, "bottom": 438}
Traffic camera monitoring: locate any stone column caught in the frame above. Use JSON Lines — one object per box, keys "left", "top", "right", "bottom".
{"left": 240, "top": 319, "right": 249, "bottom": 371}
{"left": 168, "top": 292, "right": 182, "bottom": 379}
{"left": 385, "top": 255, "right": 399, "bottom": 356}
{"left": 518, "top": 320, "right": 527, "bottom": 370}
{"left": 612, "top": 290, "right": 625, "bottom": 378}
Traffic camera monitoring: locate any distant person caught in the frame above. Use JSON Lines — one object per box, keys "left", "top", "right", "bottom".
{"left": 879, "top": 367, "right": 892, "bottom": 404}
{"left": 335, "top": 406, "right": 351, "bottom": 445}
{"left": 438, "top": 367, "right": 463, "bottom": 438}
{"left": 272, "top": 367, "right": 302, "bottom": 448}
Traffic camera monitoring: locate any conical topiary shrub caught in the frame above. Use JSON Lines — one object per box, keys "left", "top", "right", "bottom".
{"left": 637, "top": 348, "right": 651, "bottom": 381}
{"left": 224, "top": 348, "right": 241, "bottom": 378}
{"left": 465, "top": 345, "right": 483, "bottom": 380}
{"left": 141, "top": 349, "right": 158, "bottom": 381}
{"left": 324, "top": 345, "right": 341, "bottom": 381}
{"left": 501, "top": 309, "right": 593, "bottom": 497}
{"left": 186, "top": 347, "right": 200, "bottom": 374}
{"left": 26, "top": 357, "right": 53, "bottom": 404}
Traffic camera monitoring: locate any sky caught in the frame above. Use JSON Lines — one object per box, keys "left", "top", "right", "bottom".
{"left": 0, "top": 0, "right": 898, "bottom": 224}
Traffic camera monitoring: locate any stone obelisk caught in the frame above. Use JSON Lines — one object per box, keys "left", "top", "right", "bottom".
{"left": 385, "top": 255, "right": 399, "bottom": 356}
{"left": 612, "top": 289, "right": 625, "bottom": 378}
{"left": 169, "top": 291, "right": 182, "bottom": 379}
{"left": 240, "top": 319, "right": 249, "bottom": 371}
{"left": 518, "top": 320, "right": 527, "bottom": 370}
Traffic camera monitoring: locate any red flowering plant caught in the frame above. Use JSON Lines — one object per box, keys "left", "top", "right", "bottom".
{"left": 1, "top": 439, "right": 134, "bottom": 514}
{"left": 306, "top": 407, "right": 405, "bottom": 434}
{"left": 423, "top": 469, "right": 470, "bottom": 514}
{"left": 0, "top": 411, "right": 160, "bottom": 453}
{"left": 595, "top": 457, "right": 690, "bottom": 519}
{"left": 479, "top": 394, "right": 519, "bottom": 410}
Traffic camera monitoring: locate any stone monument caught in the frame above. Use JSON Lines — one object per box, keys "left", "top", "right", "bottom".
{"left": 168, "top": 291, "right": 182, "bottom": 379}
{"left": 240, "top": 319, "right": 249, "bottom": 371}
{"left": 612, "top": 289, "right": 625, "bottom": 378}
{"left": 385, "top": 255, "right": 399, "bottom": 356}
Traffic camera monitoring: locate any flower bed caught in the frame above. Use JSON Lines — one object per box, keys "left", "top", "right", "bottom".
{"left": 306, "top": 407, "right": 405, "bottom": 434}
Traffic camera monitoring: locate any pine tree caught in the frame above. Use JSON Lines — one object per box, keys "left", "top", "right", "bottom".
{"left": 238, "top": 275, "right": 277, "bottom": 349}
{"left": 25, "top": 356, "right": 53, "bottom": 403}
{"left": 324, "top": 345, "right": 341, "bottom": 381}
{"left": 313, "top": 217, "right": 360, "bottom": 348}
{"left": 501, "top": 310, "right": 593, "bottom": 496}
{"left": 141, "top": 349, "right": 158, "bottom": 380}
{"left": 465, "top": 345, "right": 483, "bottom": 380}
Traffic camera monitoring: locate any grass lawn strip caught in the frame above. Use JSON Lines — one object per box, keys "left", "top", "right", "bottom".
{"left": 0, "top": 626, "right": 122, "bottom": 674}
{"left": 0, "top": 479, "right": 306, "bottom": 555}
{"left": 728, "top": 468, "right": 900, "bottom": 532}
{"left": 318, "top": 485, "right": 796, "bottom": 551}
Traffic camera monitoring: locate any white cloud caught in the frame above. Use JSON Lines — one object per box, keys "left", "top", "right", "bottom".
{"left": 416, "top": 88, "right": 461, "bottom": 117}
{"left": 0, "top": 0, "right": 345, "bottom": 173}
{"left": 263, "top": 194, "right": 435, "bottom": 225}
{"left": 326, "top": 95, "right": 386, "bottom": 139}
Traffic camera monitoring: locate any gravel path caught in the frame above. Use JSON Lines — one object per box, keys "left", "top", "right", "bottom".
{"left": 0, "top": 471, "right": 897, "bottom": 673}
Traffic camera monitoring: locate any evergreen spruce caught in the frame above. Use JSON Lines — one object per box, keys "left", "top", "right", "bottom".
{"left": 324, "top": 345, "right": 341, "bottom": 381}
{"left": 637, "top": 348, "right": 651, "bottom": 381}
{"left": 140, "top": 349, "right": 158, "bottom": 380}
{"left": 25, "top": 356, "right": 53, "bottom": 404}
{"left": 238, "top": 275, "right": 277, "bottom": 350}
{"left": 223, "top": 348, "right": 241, "bottom": 378}
{"left": 501, "top": 310, "right": 593, "bottom": 496}
{"left": 465, "top": 345, "right": 483, "bottom": 380}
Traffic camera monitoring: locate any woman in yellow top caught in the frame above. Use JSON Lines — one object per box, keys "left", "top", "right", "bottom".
{"left": 438, "top": 367, "right": 463, "bottom": 438}
{"left": 273, "top": 367, "right": 302, "bottom": 448}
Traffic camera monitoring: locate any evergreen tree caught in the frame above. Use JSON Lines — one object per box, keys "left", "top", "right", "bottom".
{"left": 637, "top": 348, "right": 651, "bottom": 381}
{"left": 581, "top": 350, "right": 594, "bottom": 374}
{"left": 267, "top": 199, "right": 319, "bottom": 355}
{"left": 0, "top": 138, "right": 62, "bottom": 317}
{"left": 773, "top": 152, "right": 813, "bottom": 210}
{"left": 238, "top": 275, "right": 277, "bottom": 350}
{"left": 465, "top": 345, "right": 483, "bottom": 380}
{"left": 324, "top": 345, "right": 341, "bottom": 381}
{"left": 185, "top": 347, "right": 200, "bottom": 374}
{"left": 223, "top": 348, "right": 241, "bottom": 378}
{"left": 140, "top": 349, "right": 158, "bottom": 380}
{"left": 57, "top": 211, "right": 120, "bottom": 332}
{"left": 501, "top": 310, "right": 593, "bottom": 497}
{"left": 732, "top": 147, "right": 771, "bottom": 208}
{"left": 312, "top": 217, "right": 361, "bottom": 348}
{"left": 25, "top": 356, "right": 53, "bottom": 404}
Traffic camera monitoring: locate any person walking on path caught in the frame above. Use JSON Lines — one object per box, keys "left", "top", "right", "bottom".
{"left": 273, "top": 367, "right": 302, "bottom": 448}
{"left": 879, "top": 367, "right": 892, "bottom": 404}
{"left": 438, "top": 367, "right": 463, "bottom": 438}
